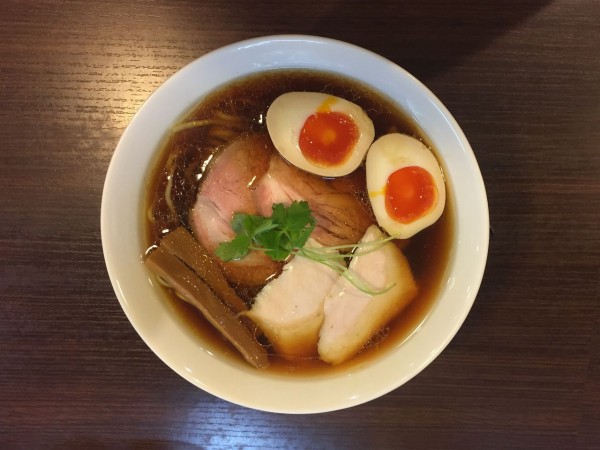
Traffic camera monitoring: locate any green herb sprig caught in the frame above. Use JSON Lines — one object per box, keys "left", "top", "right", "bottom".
{"left": 215, "top": 201, "right": 395, "bottom": 295}
{"left": 215, "top": 201, "right": 316, "bottom": 262}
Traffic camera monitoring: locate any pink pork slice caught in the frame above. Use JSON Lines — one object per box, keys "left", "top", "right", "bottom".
{"left": 189, "top": 134, "right": 281, "bottom": 286}
{"left": 253, "top": 154, "right": 374, "bottom": 247}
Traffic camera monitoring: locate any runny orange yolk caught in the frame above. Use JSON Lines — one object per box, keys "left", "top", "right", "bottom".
{"left": 299, "top": 110, "right": 359, "bottom": 167}
{"left": 385, "top": 166, "right": 438, "bottom": 224}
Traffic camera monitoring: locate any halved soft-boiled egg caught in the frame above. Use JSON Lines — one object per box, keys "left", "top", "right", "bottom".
{"left": 266, "top": 92, "right": 375, "bottom": 177}
{"left": 366, "top": 133, "right": 446, "bottom": 239}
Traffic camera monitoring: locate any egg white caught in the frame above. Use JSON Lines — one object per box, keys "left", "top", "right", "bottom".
{"left": 366, "top": 133, "right": 446, "bottom": 239}
{"left": 266, "top": 92, "right": 375, "bottom": 177}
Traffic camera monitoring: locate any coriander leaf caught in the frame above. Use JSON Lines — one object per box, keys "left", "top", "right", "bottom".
{"left": 231, "top": 213, "right": 265, "bottom": 236}
{"left": 257, "top": 230, "right": 290, "bottom": 261}
{"left": 216, "top": 201, "right": 317, "bottom": 263}
{"left": 270, "top": 203, "right": 287, "bottom": 227}
{"left": 284, "top": 201, "right": 316, "bottom": 250}
{"left": 215, "top": 234, "right": 252, "bottom": 261}
{"left": 285, "top": 201, "right": 314, "bottom": 232}
{"left": 252, "top": 218, "right": 277, "bottom": 237}
{"left": 291, "top": 225, "right": 314, "bottom": 249}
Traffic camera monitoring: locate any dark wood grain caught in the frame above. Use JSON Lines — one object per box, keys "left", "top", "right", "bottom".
{"left": 1, "top": 0, "right": 598, "bottom": 448}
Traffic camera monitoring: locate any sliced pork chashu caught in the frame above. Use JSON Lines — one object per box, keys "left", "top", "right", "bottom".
{"left": 189, "top": 134, "right": 281, "bottom": 286}
{"left": 318, "top": 225, "right": 418, "bottom": 365}
{"left": 245, "top": 239, "right": 340, "bottom": 360}
{"left": 253, "top": 154, "right": 374, "bottom": 247}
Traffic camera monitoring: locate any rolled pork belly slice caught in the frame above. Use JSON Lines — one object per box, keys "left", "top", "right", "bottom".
{"left": 245, "top": 239, "right": 340, "bottom": 360}
{"left": 318, "top": 225, "right": 418, "bottom": 365}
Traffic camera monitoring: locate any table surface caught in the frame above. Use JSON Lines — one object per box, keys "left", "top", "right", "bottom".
{"left": 1, "top": 0, "right": 599, "bottom": 448}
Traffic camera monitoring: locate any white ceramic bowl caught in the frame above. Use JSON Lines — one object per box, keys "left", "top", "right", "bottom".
{"left": 101, "top": 35, "right": 489, "bottom": 414}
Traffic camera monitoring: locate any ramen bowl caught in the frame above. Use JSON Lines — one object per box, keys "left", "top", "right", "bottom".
{"left": 101, "top": 35, "right": 489, "bottom": 413}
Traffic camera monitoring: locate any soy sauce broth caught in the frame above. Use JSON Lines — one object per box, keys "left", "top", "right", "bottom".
{"left": 144, "top": 69, "right": 454, "bottom": 375}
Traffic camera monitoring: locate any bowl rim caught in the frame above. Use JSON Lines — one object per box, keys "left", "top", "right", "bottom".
{"left": 101, "top": 34, "right": 489, "bottom": 414}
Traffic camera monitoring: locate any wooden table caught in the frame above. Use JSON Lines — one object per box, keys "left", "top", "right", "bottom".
{"left": 1, "top": 1, "right": 598, "bottom": 448}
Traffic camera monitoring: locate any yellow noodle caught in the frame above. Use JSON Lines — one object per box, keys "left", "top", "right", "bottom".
{"left": 209, "top": 127, "right": 239, "bottom": 141}
{"left": 164, "top": 172, "right": 175, "bottom": 214}
{"left": 171, "top": 119, "right": 212, "bottom": 133}
{"left": 214, "top": 110, "right": 244, "bottom": 124}
{"left": 147, "top": 206, "right": 155, "bottom": 223}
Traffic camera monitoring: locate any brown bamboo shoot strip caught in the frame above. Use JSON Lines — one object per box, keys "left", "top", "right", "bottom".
{"left": 161, "top": 227, "right": 247, "bottom": 314}
{"left": 145, "top": 247, "right": 269, "bottom": 369}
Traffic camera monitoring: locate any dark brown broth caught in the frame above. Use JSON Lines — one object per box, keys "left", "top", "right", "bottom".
{"left": 144, "top": 69, "right": 454, "bottom": 375}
